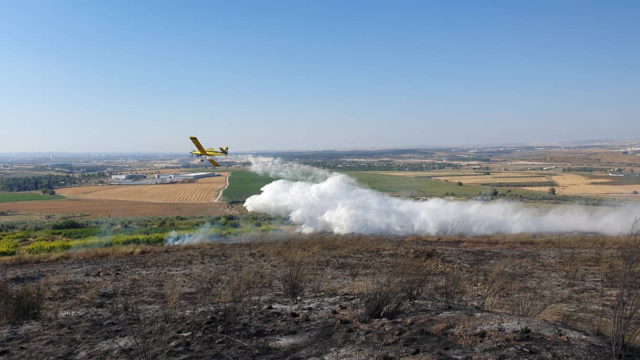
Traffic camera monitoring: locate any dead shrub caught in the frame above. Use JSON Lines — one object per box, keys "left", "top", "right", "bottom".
{"left": 359, "top": 278, "right": 405, "bottom": 321}
{"left": 116, "top": 298, "right": 174, "bottom": 360}
{"left": 278, "top": 259, "right": 306, "bottom": 299}
{"left": 610, "top": 218, "right": 640, "bottom": 359}
{"left": 476, "top": 260, "right": 513, "bottom": 310}
{"left": 507, "top": 281, "right": 553, "bottom": 318}
{"left": 442, "top": 265, "right": 465, "bottom": 308}
{"left": 0, "top": 280, "right": 45, "bottom": 323}
{"left": 193, "top": 267, "right": 220, "bottom": 306}
{"left": 219, "top": 265, "right": 269, "bottom": 303}
{"left": 388, "top": 258, "right": 430, "bottom": 302}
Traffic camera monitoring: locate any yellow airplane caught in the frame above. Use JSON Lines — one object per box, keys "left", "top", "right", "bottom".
{"left": 189, "top": 136, "right": 229, "bottom": 167}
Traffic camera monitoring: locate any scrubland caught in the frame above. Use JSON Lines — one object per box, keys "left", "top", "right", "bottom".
{"left": 2, "top": 232, "right": 640, "bottom": 359}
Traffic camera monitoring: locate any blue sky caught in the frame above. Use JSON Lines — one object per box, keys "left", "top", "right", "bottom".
{"left": 1, "top": 0, "right": 638, "bottom": 152}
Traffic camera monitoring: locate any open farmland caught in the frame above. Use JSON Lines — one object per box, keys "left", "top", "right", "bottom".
{"left": 346, "top": 171, "right": 486, "bottom": 197}
{"left": 0, "top": 192, "right": 64, "bottom": 203}
{"left": 525, "top": 173, "right": 640, "bottom": 197}
{"left": 430, "top": 172, "right": 554, "bottom": 186}
{"left": 57, "top": 174, "right": 228, "bottom": 203}
{"left": 0, "top": 199, "right": 226, "bottom": 217}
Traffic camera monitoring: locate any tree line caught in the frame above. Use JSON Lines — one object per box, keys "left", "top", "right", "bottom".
{"left": 0, "top": 173, "right": 107, "bottom": 192}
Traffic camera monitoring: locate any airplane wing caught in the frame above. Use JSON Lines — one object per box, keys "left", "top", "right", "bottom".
{"left": 189, "top": 136, "right": 208, "bottom": 154}
{"left": 208, "top": 159, "right": 220, "bottom": 167}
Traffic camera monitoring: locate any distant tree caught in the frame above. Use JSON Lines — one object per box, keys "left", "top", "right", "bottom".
{"left": 457, "top": 181, "right": 463, "bottom": 186}
{"left": 41, "top": 188, "right": 55, "bottom": 196}
{"left": 490, "top": 188, "right": 499, "bottom": 197}
{"left": 548, "top": 187, "right": 557, "bottom": 195}
{"left": 51, "top": 219, "right": 84, "bottom": 230}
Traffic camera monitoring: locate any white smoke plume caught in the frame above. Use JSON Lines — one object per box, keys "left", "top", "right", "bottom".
{"left": 241, "top": 155, "right": 330, "bottom": 182}
{"left": 244, "top": 157, "right": 640, "bottom": 236}
{"left": 165, "top": 223, "right": 220, "bottom": 245}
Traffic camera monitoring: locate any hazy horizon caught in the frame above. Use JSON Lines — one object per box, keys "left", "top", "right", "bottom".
{"left": 2, "top": 1, "right": 638, "bottom": 153}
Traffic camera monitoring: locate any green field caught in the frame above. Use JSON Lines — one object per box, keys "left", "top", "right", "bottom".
{"left": 219, "top": 169, "right": 601, "bottom": 204}
{"left": 0, "top": 192, "right": 64, "bottom": 203}
{"left": 222, "top": 171, "right": 276, "bottom": 202}
{"left": 344, "top": 171, "right": 489, "bottom": 197}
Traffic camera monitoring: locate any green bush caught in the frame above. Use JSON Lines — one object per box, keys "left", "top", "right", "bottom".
{"left": 5, "top": 232, "right": 30, "bottom": 240}
{"left": 46, "top": 227, "right": 101, "bottom": 238}
{"left": 111, "top": 234, "right": 166, "bottom": 246}
{"left": 0, "top": 239, "right": 19, "bottom": 256}
{"left": 51, "top": 219, "right": 85, "bottom": 230}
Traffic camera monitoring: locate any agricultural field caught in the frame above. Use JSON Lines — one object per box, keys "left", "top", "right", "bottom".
{"left": 222, "top": 170, "right": 275, "bottom": 203}
{"left": 0, "top": 199, "right": 226, "bottom": 218}
{"left": 525, "top": 173, "right": 640, "bottom": 197}
{"left": 57, "top": 174, "right": 228, "bottom": 203}
{"left": 501, "top": 148, "right": 640, "bottom": 166}
{"left": 346, "top": 171, "right": 489, "bottom": 197}
{"left": 0, "top": 192, "right": 64, "bottom": 203}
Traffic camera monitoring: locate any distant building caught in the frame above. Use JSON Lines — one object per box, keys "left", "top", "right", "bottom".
{"left": 154, "top": 174, "right": 176, "bottom": 180}
{"left": 111, "top": 174, "right": 146, "bottom": 181}
{"left": 175, "top": 172, "right": 220, "bottom": 180}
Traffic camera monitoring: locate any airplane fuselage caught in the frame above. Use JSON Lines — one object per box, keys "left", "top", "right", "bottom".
{"left": 191, "top": 149, "right": 227, "bottom": 156}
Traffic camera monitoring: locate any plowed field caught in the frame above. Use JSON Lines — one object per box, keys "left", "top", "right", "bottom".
{"left": 0, "top": 199, "right": 225, "bottom": 217}
{"left": 57, "top": 174, "right": 228, "bottom": 203}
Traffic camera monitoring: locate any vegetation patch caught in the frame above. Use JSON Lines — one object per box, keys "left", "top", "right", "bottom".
{"left": 25, "top": 240, "right": 72, "bottom": 254}
{"left": 0, "top": 239, "right": 19, "bottom": 256}
{"left": 0, "top": 192, "right": 64, "bottom": 203}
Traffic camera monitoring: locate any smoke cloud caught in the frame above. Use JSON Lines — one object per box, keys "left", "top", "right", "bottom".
{"left": 244, "top": 158, "right": 640, "bottom": 236}
{"left": 165, "top": 223, "right": 220, "bottom": 245}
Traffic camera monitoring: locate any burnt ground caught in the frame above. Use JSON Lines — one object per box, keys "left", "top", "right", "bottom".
{"left": 0, "top": 234, "right": 637, "bottom": 359}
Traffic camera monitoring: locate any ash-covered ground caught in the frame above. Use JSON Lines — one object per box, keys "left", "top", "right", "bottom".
{"left": 1, "top": 234, "right": 636, "bottom": 359}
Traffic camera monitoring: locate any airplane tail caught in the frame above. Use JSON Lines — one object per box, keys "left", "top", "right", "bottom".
{"left": 219, "top": 146, "right": 229, "bottom": 155}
